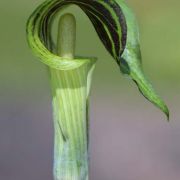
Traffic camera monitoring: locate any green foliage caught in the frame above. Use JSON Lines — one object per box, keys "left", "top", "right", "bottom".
{"left": 118, "top": 1, "right": 169, "bottom": 119}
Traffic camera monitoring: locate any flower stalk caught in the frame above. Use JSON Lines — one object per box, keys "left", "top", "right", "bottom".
{"left": 50, "top": 14, "right": 96, "bottom": 180}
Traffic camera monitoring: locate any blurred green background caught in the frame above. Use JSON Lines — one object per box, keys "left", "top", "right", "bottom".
{"left": 0, "top": 0, "right": 180, "bottom": 179}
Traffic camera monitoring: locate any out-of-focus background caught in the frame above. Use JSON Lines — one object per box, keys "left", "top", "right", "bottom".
{"left": 0, "top": 0, "right": 180, "bottom": 179}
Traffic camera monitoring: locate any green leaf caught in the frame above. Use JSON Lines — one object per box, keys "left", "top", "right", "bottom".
{"left": 116, "top": 0, "right": 169, "bottom": 119}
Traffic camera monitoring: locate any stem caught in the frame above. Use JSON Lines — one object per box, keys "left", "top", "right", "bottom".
{"left": 50, "top": 14, "right": 96, "bottom": 180}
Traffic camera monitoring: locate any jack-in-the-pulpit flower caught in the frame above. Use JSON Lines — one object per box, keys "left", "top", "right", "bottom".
{"left": 26, "top": 0, "right": 169, "bottom": 179}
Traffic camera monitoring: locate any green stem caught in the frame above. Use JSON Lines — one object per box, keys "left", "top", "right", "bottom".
{"left": 50, "top": 14, "right": 96, "bottom": 180}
